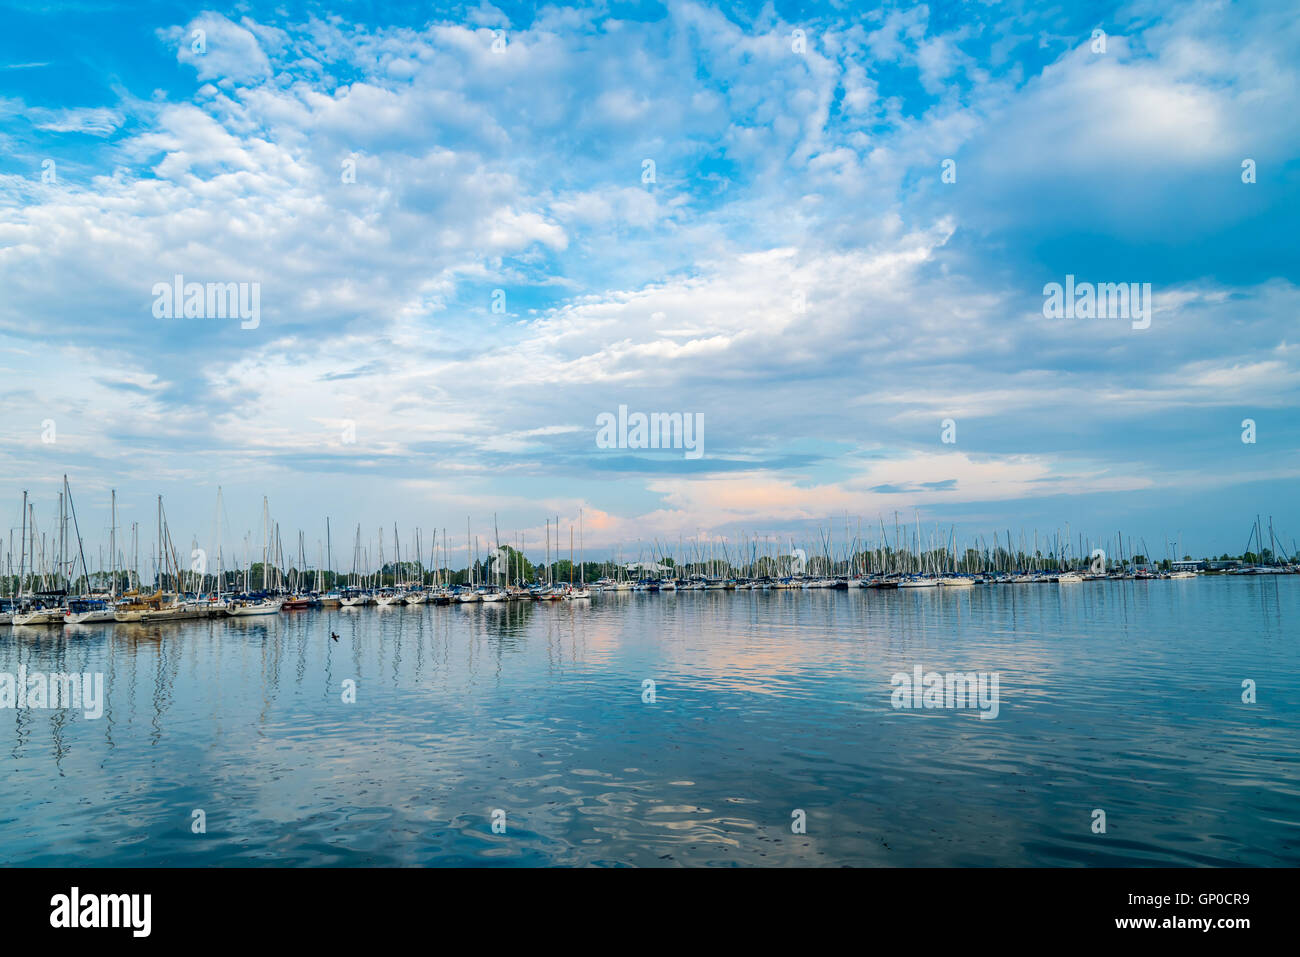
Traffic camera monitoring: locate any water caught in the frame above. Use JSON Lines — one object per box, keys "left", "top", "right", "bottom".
{"left": 1, "top": 577, "right": 1296, "bottom": 867}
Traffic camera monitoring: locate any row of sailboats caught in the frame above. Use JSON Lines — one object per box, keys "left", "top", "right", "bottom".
{"left": 4, "top": 488, "right": 1293, "bottom": 628}
{"left": 1, "top": 491, "right": 598, "bottom": 627}
{"left": 1, "top": 483, "right": 282, "bottom": 625}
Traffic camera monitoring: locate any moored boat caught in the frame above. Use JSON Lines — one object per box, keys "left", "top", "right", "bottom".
{"left": 13, "top": 601, "right": 66, "bottom": 626}
{"left": 65, "top": 598, "right": 116, "bottom": 624}
{"left": 374, "top": 587, "right": 406, "bottom": 606}
{"left": 113, "top": 590, "right": 166, "bottom": 623}
{"left": 339, "top": 588, "right": 368, "bottom": 607}
{"left": 224, "top": 595, "right": 284, "bottom": 616}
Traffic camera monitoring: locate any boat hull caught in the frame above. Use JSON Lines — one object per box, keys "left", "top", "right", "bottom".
{"left": 141, "top": 604, "right": 212, "bottom": 622}
{"left": 225, "top": 600, "right": 284, "bottom": 617}
{"left": 13, "top": 608, "right": 64, "bottom": 625}
{"left": 65, "top": 609, "right": 116, "bottom": 624}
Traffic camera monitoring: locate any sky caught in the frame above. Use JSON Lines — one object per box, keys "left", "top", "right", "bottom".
{"left": 0, "top": 0, "right": 1297, "bottom": 568}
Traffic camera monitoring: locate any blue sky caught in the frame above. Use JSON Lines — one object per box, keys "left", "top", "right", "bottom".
{"left": 0, "top": 0, "right": 1297, "bottom": 565}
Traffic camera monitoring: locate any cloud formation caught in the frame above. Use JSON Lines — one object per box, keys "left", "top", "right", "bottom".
{"left": 0, "top": 1, "right": 1295, "bottom": 557}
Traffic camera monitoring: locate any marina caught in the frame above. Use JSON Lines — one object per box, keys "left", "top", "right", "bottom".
{"left": 2, "top": 485, "right": 1295, "bottom": 629}
{"left": 2, "top": 486, "right": 1295, "bottom": 866}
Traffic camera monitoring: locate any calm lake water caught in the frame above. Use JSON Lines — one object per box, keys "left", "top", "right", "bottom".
{"left": 2, "top": 577, "right": 1297, "bottom": 867}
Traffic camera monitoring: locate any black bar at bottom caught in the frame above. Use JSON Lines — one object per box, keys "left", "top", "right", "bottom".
{"left": 1, "top": 867, "right": 1278, "bottom": 942}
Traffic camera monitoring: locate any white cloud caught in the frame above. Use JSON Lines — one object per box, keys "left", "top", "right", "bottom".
{"left": 0, "top": 2, "right": 1295, "bottom": 551}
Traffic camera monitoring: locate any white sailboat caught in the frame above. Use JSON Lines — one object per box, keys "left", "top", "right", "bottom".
{"left": 222, "top": 498, "right": 283, "bottom": 616}
{"left": 570, "top": 511, "right": 591, "bottom": 599}
{"left": 62, "top": 477, "right": 115, "bottom": 624}
{"left": 65, "top": 598, "right": 115, "bottom": 624}
{"left": 224, "top": 596, "right": 283, "bottom": 616}
{"left": 13, "top": 603, "right": 64, "bottom": 626}
{"left": 12, "top": 491, "right": 66, "bottom": 625}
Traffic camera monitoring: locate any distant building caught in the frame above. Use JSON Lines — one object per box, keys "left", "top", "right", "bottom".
{"left": 1171, "top": 560, "right": 1204, "bottom": 571}
{"left": 1206, "top": 560, "right": 1242, "bottom": 571}
{"left": 624, "top": 561, "right": 671, "bottom": 575}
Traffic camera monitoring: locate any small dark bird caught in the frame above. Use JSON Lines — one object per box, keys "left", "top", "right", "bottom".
{"left": 330, "top": 632, "right": 339, "bottom": 642}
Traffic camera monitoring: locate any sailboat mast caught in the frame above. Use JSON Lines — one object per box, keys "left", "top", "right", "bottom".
{"left": 110, "top": 489, "right": 117, "bottom": 598}
{"left": 17, "top": 490, "right": 27, "bottom": 595}
{"left": 261, "top": 497, "right": 269, "bottom": 591}
{"left": 63, "top": 475, "right": 90, "bottom": 597}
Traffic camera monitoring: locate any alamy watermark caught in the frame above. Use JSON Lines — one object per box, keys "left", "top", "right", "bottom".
{"left": 596, "top": 405, "right": 704, "bottom": 459}
{"left": 890, "top": 665, "right": 1000, "bottom": 719}
{"left": 152, "top": 274, "right": 261, "bottom": 329}
{"left": 1, "top": 667, "right": 104, "bottom": 719}
{"left": 50, "top": 887, "right": 150, "bottom": 937}
{"left": 1042, "top": 275, "right": 1151, "bottom": 330}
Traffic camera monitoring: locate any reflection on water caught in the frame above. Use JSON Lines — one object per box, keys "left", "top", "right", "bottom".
{"left": 1, "top": 577, "right": 1296, "bottom": 866}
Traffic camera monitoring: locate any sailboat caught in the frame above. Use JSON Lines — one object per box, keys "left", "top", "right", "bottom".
{"left": 12, "top": 491, "right": 67, "bottom": 625}
{"left": 113, "top": 587, "right": 165, "bottom": 622}
{"left": 319, "top": 550, "right": 344, "bottom": 603}
{"left": 569, "top": 512, "right": 590, "bottom": 599}
{"left": 129, "top": 497, "right": 208, "bottom": 622}
{"left": 373, "top": 525, "right": 406, "bottom": 605}
{"left": 404, "top": 529, "right": 430, "bottom": 603}
{"left": 223, "top": 576, "right": 283, "bottom": 617}
{"left": 65, "top": 597, "right": 115, "bottom": 624}
{"left": 936, "top": 525, "right": 973, "bottom": 586}
{"left": 481, "top": 523, "right": 506, "bottom": 600}
{"left": 51, "top": 476, "right": 115, "bottom": 624}
{"left": 224, "top": 594, "right": 283, "bottom": 616}
{"left": 13, "top": 601, "right": 65, "bottom": 625}
{"left": 279, "top": 531, "right": 313, "bottom": 609}
{"left": 222, "top": 499, "right": 284, "bottom": 616}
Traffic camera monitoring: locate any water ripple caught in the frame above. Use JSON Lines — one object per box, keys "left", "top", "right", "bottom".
{"left": 0, "top": 577, "right": 1296, "bottom": 866}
